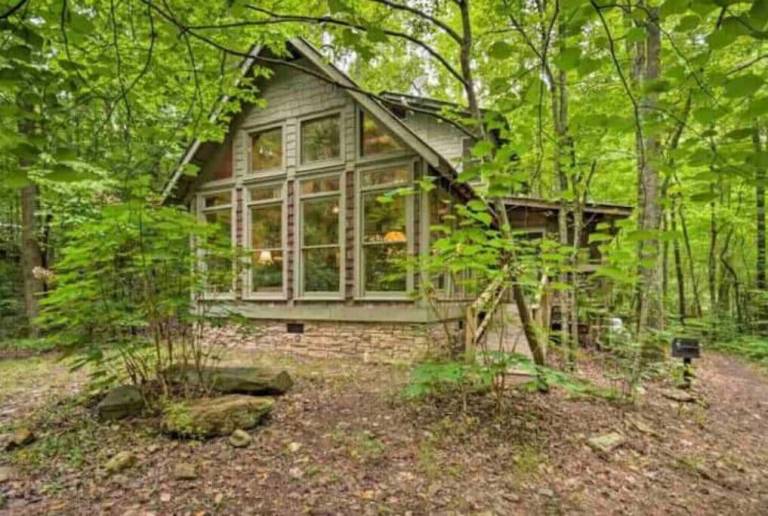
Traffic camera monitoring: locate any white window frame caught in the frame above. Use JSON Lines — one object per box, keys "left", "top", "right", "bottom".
{"left": 298, "top": 110, "right": 345, "bottom": 171}
{"left": 196, "top": 187, "right": 237, "bottom": 300}
{"left": 247, "top": 123, "right": 285, "bottom": 176}
{"left": 295, "top": 171, "right": 345, "bottom": 300}
{"left": 355, "top": 158, "right": 416, "bottom": 300}
{"left": 242, "top": 180, "right": 288, "bottom": 300}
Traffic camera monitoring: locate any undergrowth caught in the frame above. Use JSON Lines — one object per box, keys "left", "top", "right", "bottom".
{"left": 710, "top": 336, "right": 768, "bottom": 368}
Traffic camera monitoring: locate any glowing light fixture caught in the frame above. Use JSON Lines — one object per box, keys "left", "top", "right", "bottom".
{"left": 383, "top": 230, "right": 406, "bottom": 243}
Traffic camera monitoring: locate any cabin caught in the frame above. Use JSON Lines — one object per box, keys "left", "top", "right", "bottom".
{"left": 163, "top": 38, "right": 631, "bottom": 362}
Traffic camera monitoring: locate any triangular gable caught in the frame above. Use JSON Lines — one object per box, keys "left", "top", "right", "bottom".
{"left": 162, "top": 38, "right": 469, "bottom": 202}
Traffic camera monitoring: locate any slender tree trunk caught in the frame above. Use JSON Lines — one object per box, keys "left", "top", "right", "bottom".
{"left": 708, "top": 190, "right": 718, "bottom": 318}
{"left": 678, "top": 202, "right": 703, "bottom": 318}
{"left": 670, "top": 200, "right": 686, "bottom": 324}
{"left": 457, "top": 0, "right": 545, "bottom": 365}
{"left": 20, "top": 184, "right": 43, "bottom": 337}
{"left": 754, "top": 126, "right": 766, "bottom": 333}
{"left": 636, "top": 6, "right": 664, "bottom": 358}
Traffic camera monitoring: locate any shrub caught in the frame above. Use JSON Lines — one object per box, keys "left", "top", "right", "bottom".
{"left": 39, "top": 200, "right": 241, "bottom": 392}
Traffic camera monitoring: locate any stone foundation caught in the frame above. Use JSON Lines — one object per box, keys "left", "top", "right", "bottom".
{"left": 207, "top": 319, "right": 462, "bottom": 363}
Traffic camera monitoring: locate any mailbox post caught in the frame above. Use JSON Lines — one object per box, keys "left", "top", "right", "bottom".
{"left": 671, "top": 337, "right": 700, "bottom": 388}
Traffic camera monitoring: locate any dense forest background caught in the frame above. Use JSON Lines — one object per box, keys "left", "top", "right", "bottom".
{"left": 0, "top": 0, "right": 766, "bottom": 365}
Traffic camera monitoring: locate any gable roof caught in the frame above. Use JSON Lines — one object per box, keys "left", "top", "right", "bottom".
{"left": 161, "top": 37, "right": 472, "bottom": 202}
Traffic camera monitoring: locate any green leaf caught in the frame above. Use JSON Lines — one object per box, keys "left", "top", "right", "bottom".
{"left": 723, "top": 74, "right": 764, "bottom": 98}
{"left": 366, "top": 27, "right": 387, "bottom": 43}
{"left": 725, "top": 127, "right": 754, "bottom": 140}
{"left": 625, "top": 27, "right": 646, "bottom": 43}
{"left": 327, "top": 0, "right": 350, "bottom": 14}
{"left": 750, "top": 0, "right": 768, "bottom": 29}
{"left": 751, "top": 96, "right": 768, "bottom": 115}
{"left": 471, "top": 140, "right": 494, "bottom": 158}
{"left": 553, "top": 47, "right": 581, "bottom": 70}
{"left": 488, "top": 41, "right": 514, "bottom": 60}
{"left": 661, "top": 0, "right": 690, "bottom": 18}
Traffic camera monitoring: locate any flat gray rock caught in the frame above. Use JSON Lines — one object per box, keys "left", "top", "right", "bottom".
{"left": 587, "top": 432, "right": 626, "bottom": 454}
{"left": 97, "top": 385, "right": 144, "bottom": 420}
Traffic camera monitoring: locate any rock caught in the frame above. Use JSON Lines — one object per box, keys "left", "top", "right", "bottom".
{"left": 173, "top": 462, "right": 197, "bottom": 480}
{"left": 162, "top": 395, "right": 274, "bottom": 438}
{"left": 228, "top": 429, "right": 252, "bottom": 448}
{"left": 5, "top": 427, "right": 35, "bottom": 450}
{"left": 105, "top": 451, "right": 137, "bottom": 473}
{"left": 587, "top": 432, "right": 626, "bottom": 454}
{"left": 97, "top": 385, "right": 144, "bottom": 420}
{"left": 627, "top": 417, "right": 659, "bottom": 438}
{"left": 538, "top": 488, "right": 555, "bottom": 497}
{"left": 287, "top": 441, "right": 302, "bottom": 453}
{"left": 165, "top": 365, "right": 293, "bottom": 395}
{"left": 660, "top": 389, "right": 696, "bottom": 402}
{"left": 288, "top": 467, "right": 303, "bottom": 479}
{"left": 0, "top": 466, "right": 18, "bottom": 483}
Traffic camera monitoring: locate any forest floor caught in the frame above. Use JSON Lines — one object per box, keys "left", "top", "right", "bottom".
{"left": 0, "top": 349, "right": 767, "bottom": 515}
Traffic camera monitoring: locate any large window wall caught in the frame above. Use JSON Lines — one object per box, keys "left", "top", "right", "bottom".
{"left": 198, "top": 105, "right": 428, "bottom": 302}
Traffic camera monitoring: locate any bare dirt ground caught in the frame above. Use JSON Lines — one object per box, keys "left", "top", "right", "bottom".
{"left": 0, "top": 351, "right": 767, "bottom": 515}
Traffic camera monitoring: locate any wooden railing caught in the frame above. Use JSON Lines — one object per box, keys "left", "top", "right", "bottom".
{"left": 464, "top": 271, "right": 508, "bottom": 358}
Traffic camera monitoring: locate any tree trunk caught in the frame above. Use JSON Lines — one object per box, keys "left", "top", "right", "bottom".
{"left": 635, "top": 6, "right": 664, "bottom": 358}
{"left": 670, "top": 200, "right": 686, "bottom": 324}
{"left": 754, "top": 126, "right": 767, "bottom": 333}
{"left": 678, "top": 202, "right": 703, "bottom": 318}
{"left": 20, "top": 184, "right": 43, "bottom": 337}
{"left": 457, "top": 0, "right": 546, "bottom": 366}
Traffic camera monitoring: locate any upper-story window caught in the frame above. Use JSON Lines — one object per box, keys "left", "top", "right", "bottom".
{"left": 360, "top": 165, "right": 411, "bottom": 295}
{"left": 246, "top": 184, "right": 285, "bottom": 297}
{"left": 250, "top": 127, "right": 283, "bottom": 172}
{"left": 299, "top": 175, "right": 343, "bottom": 296}
{"left": 199, "top": 190, "right": 234, "bottom": 296}
{"left": 212, "top": 144, "right": 233, "bottom": 180}
{"left": 301, "top": 114, "right": 341, "bottom": 164}
{"left": 360, "top": 110, "right": 402, "bottom": 156}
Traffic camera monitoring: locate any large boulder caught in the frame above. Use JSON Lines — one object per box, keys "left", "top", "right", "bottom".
{"left": 165, "top": 365, "right": 293, "bottom": 395}
{"left": 97, "top": 385, "right": 145, "bottom": 420}
{"left": 162, "top": 395, "right": 274, "bottom": 438}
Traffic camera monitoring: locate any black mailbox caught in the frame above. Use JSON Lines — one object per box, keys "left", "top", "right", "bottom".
{"left": 671, "top": 337, "right": 700, "bottom": 359}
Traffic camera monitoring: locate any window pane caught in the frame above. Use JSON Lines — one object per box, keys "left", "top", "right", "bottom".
{"left": 252, "top": 250, "right": 283, "bottom": 292}
{"left": 364, "top": 244, "right": 406, "bottom": 292}
{"left": 361, "top": 166, "right": 409, "bottom": 188}
{"left": 251, "top": 127, "right": 283, "bottom": 171}
{"left": 303, "top": 197, "right": 339, "bottom": 246}
{"left": 250, "top": 205, "right": 282, "bottom": 249}
{"left": 203, "top": 209, "right": 231, "bottom": 241}
{"left": 203, "top": 192, "right": 231, "bottom": 208}
{"left": 203, "top": 210, "right": 232, "bottom": 292}
{"left": 212, "top": 144, "right": 233, "bottom": 180}
{"left": 361, "top": 111, "right": 402, "bottom": 156}
{"left": 301, "top": 176, "right": 340, "bottom": 195}
{"left": 363, "top": 192, "right": 406, "bottom": 243}
{"left": 249, "top": 185, "right": 282, "bottom": 201}
{"left": 301, "top": 115, "right": 340, "bottom": 163}
{"left": 304, "top": 247, "right": 340, "bottom": 292}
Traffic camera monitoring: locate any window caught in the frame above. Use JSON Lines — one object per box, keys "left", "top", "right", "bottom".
{"left": 299, "top": 175, "right": 342, "bottom": 295}
{"left": 212, "top": 144, "right": 233, "bottom": 180}
{"left": 199, "top": 191, "right": 234, "bottom": 295}
{"left": 246, "top": 184, "right": 284, "bottom": 295}
{"left": 360, "top": 165, "right": 411, "bottom": 294}
{"left": 301, "top": 114, "right": 341, "bottom": 164}
{"left": 360, "top": 110, "right": 402, "bottom": 156}
{"left": 428, "top": 186, "right": 454, "bottom": 292}
{"left": 251, "top": 127, "right": 283, "bottom": 172}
